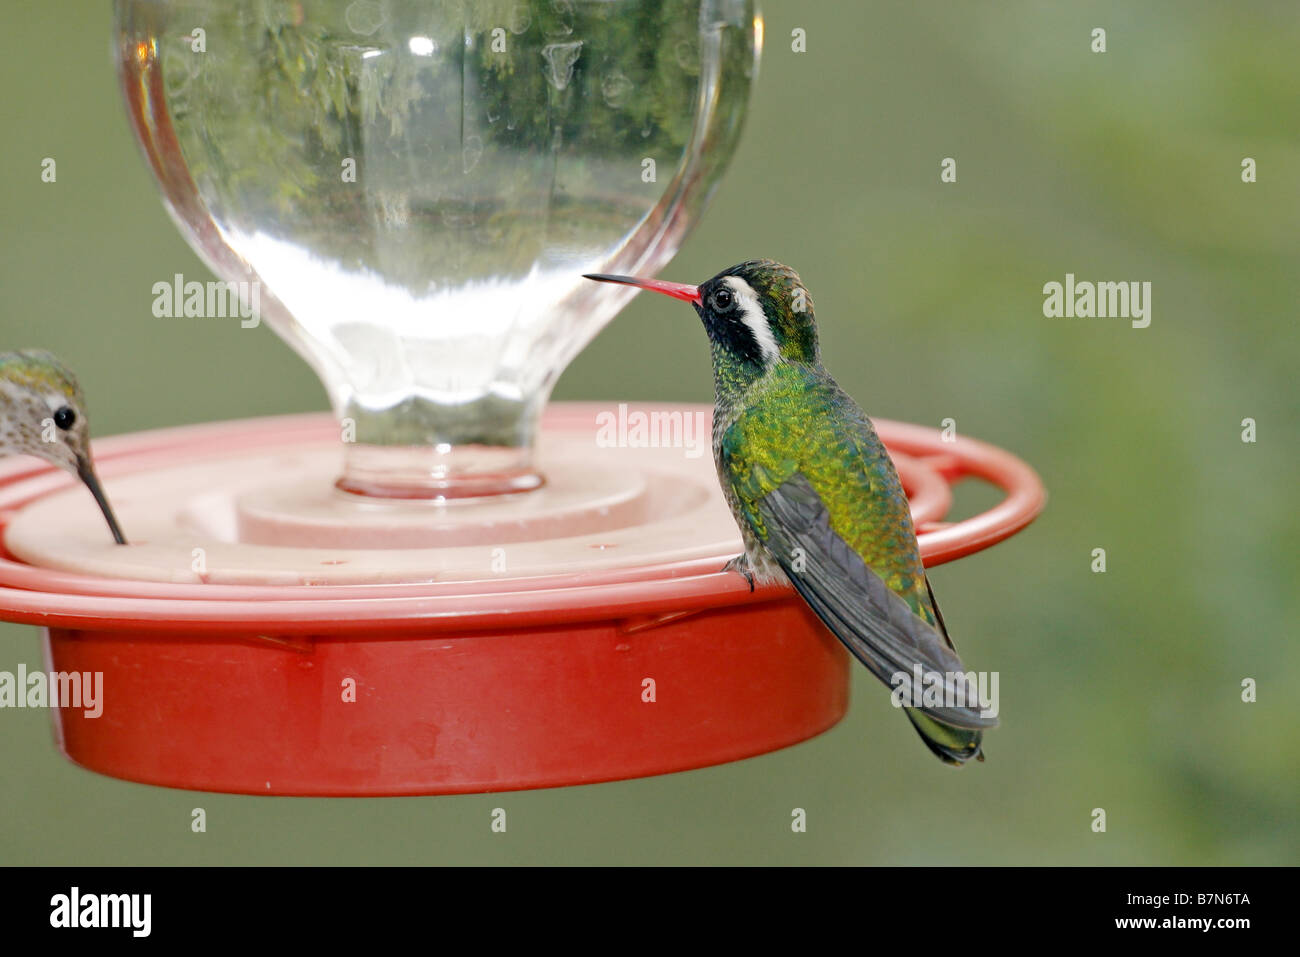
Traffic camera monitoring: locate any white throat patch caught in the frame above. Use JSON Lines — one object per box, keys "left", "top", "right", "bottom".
{"left": 723, "top": 276, "right": 781, "bottom": 364}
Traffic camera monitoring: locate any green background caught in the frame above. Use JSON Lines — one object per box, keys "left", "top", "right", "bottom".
{"left": 1, "top": 1, "right": 1296, "bottom": 864}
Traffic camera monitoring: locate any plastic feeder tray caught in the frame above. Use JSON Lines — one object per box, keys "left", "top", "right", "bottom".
{"left": 0, "top": 403, "right": 1044, "bottom": 795}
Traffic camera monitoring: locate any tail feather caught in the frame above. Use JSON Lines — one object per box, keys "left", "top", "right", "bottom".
{"left": 905, "top": 708, "right": 984, "bottom": 766}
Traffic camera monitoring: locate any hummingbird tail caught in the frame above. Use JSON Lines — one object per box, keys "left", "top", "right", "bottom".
{"left": 741, "top": 474, "right": 995, "bottom": 766}
{"left": 904, "top": 708, "right": 984, "bottom": 766}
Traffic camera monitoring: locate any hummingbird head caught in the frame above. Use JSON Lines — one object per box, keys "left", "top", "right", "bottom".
{"left": 0, "top": 350, "right": 127, "bottom": 544}
{"left": 585, "top": 259, "right": 818, "bottom": 377}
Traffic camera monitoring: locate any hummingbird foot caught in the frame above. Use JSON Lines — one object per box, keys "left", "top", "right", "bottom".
{"left": 722, "top": 553, "right": 755, "bottom": 592}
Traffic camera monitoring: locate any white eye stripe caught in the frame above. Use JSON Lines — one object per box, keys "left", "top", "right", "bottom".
{"left": 723, "top": 276, "right": 781, "bottom": 363}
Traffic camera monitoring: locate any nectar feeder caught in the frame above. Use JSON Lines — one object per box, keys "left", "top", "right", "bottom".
{"left": 0, "top": 2, "right": 1045, "bottom": 794}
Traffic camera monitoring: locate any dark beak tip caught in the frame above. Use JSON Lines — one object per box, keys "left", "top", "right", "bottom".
{"left": 76, "top": 456, "right": 128, "bottom": 546}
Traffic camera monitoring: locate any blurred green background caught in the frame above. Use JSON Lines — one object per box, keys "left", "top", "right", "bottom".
{"left": 1, "top": 1, "right": 1296, "bottom": 865}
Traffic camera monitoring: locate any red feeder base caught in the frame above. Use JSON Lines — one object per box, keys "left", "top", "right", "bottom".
{"left": 44, "top": 601, "right": 845, "bottom": 796}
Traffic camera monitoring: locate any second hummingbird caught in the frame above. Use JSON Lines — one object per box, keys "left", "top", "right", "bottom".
{"left": 585, "top": 261, "right": 995, "bottom": 764}
{"left": 0, "top": 350, "right": 127, "bottom": 545}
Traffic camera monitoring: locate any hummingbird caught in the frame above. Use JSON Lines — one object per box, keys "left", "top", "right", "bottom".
{"left": 585, "top": 261, "right": 995, "bottom": 764}
{"left": 0, "top": 350, "right": 127, "bottom": 544}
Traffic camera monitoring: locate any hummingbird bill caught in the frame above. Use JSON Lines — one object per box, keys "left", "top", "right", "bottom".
{"left": 585, "top": 261, "right": 995, "bottom": 764}
{"left": 0, "top": 350, "right": 127, "bottom": 544}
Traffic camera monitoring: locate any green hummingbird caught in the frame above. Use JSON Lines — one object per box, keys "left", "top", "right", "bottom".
{"left": 585, "top": 261, "right": 994, "bottom": 764}
{"left": 0, "top": 350, "right": 127, "bottom": 544}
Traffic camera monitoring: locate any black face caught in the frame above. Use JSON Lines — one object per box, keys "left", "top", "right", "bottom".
{"left": 695, "top": 272, "right": 768, "bottom": 368}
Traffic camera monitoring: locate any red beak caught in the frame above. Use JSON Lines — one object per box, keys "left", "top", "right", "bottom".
{"left": 583, "top": 273, "right": 702, "bottom": 306}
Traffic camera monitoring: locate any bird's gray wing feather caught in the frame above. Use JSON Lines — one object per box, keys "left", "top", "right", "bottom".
{"left": 755, "top": 474, "right": 996, "bottom": 730}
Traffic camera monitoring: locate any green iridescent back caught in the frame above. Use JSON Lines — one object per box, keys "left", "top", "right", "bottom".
{"left": 719, "top": 362, "right": 936, "bottom": 625}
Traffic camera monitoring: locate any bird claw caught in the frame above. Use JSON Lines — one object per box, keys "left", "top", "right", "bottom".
{"left": 722, "top": 554, "right": 755, "bottom": 592}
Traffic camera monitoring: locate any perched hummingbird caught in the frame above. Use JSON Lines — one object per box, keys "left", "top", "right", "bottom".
{"left": 0, "top": 350, "right": 127, "bottom": 544}
{"left": 585, "top": 261, "right": 995, "bottom": 764}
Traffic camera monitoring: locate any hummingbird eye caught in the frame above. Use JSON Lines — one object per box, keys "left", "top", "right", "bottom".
{"left": 53, "top": 406, "right": 76, "bottom": 431}
{"left": 711, "top": 287, "right": 734, "bottom": 311}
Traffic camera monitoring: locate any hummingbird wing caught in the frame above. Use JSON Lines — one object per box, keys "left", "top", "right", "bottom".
{"left": 745, "top": 471, "right": 996, "bottom": 732}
